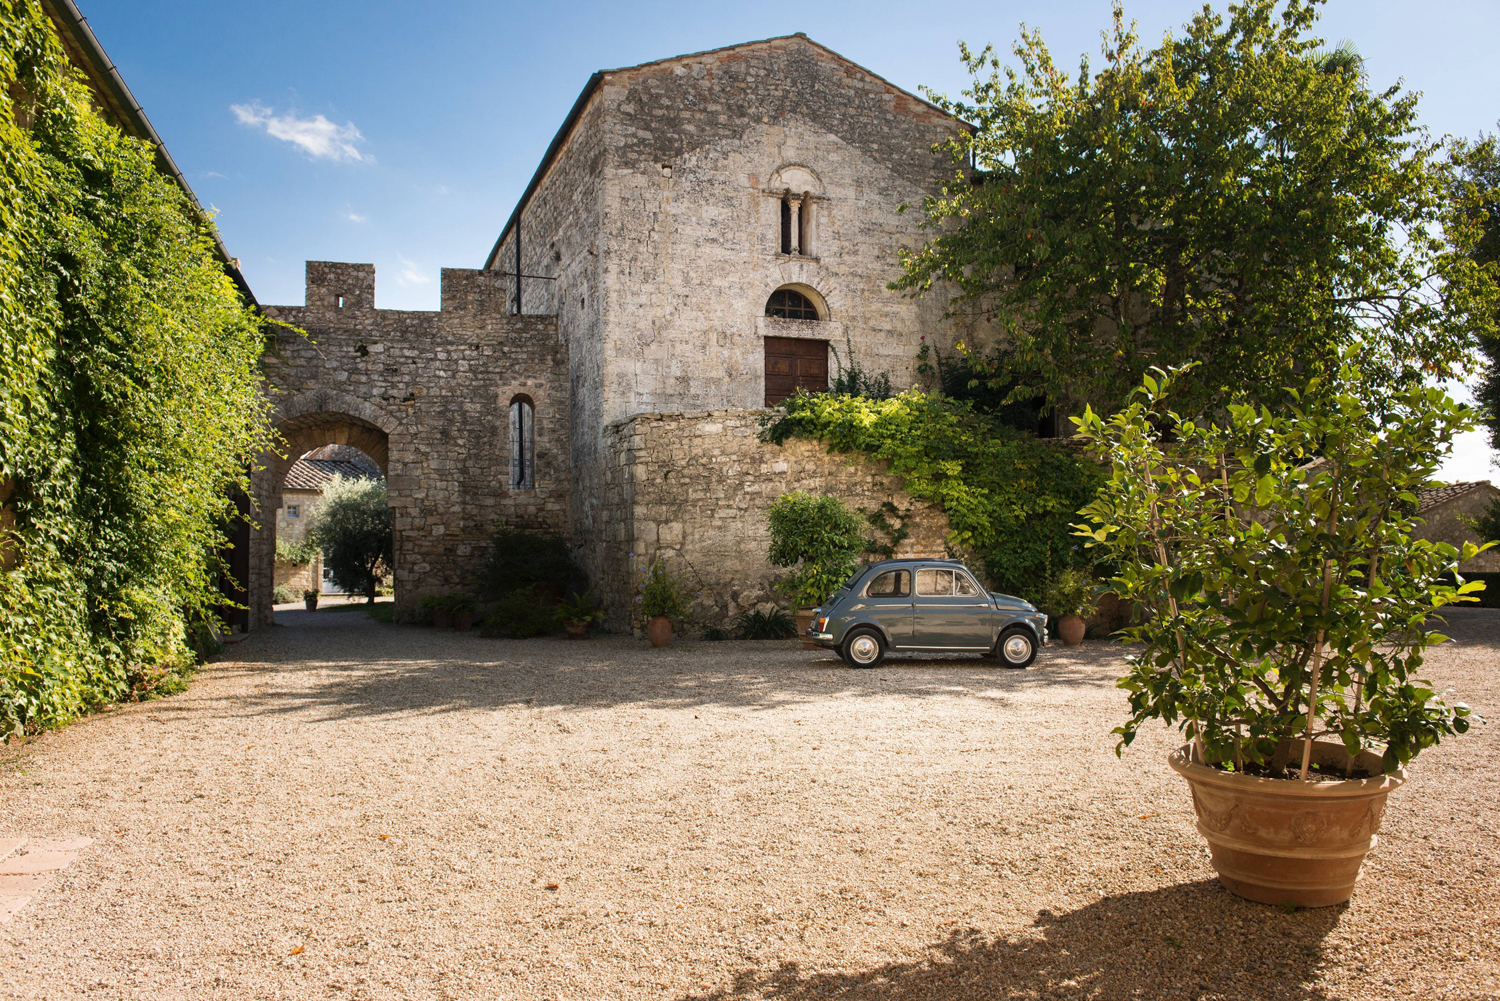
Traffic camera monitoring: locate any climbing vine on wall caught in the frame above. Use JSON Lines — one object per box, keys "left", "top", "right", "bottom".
{"left": 760, "top": 390, "right": 1103, "bottom": 604}
{"left": 0, "top": 1, "right": 274, "bottom": 738}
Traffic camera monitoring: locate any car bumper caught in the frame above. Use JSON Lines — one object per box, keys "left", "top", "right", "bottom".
{"left": 809, "top": 630, "right": 836, "bottom": 647}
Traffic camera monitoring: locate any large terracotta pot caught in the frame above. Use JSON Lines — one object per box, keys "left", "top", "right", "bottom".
{"left": 431, "top": 609, "right": 451, "bottom": 630}
{"left": 304, "top": 596, "right": 318, "bottom": 612}
{"left": 795, "top": 608, "right": 819, "bottom": 649}
{"left": 1057, "top": 614, "right": 1086, "bottom": 646}
{"left": 564, "top": 620, "right": 590, "bottom": 640}
{"left": 452, "top": 611, "right": 475, "bottom": 632}
{"left": 1170, "top": 741, "right": 1406, "bottom": 908}
{"left": 645, "top": 615, "right": 673, "bottom": 648}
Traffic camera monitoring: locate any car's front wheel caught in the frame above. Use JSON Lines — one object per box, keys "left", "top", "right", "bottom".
{"left": 841, "top": 628, "right": 886, "bottom": 669}
{"left": 994, "top": 627, "right": 1037, "bottom": 668}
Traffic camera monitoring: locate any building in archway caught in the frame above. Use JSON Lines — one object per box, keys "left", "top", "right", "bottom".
{"left": 252, "top": 34, "right": 965, "bottom": 627}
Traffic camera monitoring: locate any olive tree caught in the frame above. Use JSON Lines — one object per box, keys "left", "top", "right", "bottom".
{"left": 308, "top": 476, "right": 393, "bottom": 602}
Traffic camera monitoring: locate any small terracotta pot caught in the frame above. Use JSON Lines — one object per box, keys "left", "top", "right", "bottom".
{"left": 795, "top": 608, "right": 819, "bottom": 649}
{"left": 564, "top": 620, "right": 590, "bottom": 640}
{"left": 1057, "top": 614, "right": 1086, "bottom": 646}
{"left": 304, "top": 597, "right": 318, "bottom": 611}
{"left": 1170, "top": 741, "right": 1406, "bottom": 908}
{"left": 645, "top": 615, "right": 673, "bottom": 648}
{"left": 452, "top": 611, "right": 475, "bottom": 632}
{"left": 431, "top": 609, "right": 451, "bottom": 630}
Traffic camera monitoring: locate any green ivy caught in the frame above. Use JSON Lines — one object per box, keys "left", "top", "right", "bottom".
{"left": 0, "top": 1, "right": 274, "bottom": 738}
{"left": 761, "top": 391, "right": 1103, "bottom": 604}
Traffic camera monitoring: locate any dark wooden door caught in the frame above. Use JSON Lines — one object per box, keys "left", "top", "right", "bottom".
{"left": 764, "top": 337, "right": 828, "bottom": 405}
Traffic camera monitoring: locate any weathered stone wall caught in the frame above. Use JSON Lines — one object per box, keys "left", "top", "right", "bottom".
{"left": 599, "top": 408, "right": 950, "bottom": 628}
{"left": 1416, "top": 484, "right": 1500, "bottom": 573}
{"left": 251, "top": 262, "right": 570, "bottom": 625}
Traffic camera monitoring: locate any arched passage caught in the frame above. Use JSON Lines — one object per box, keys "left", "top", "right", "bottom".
{"left": 248, "top": 391, "right": 402, "bottom": 626}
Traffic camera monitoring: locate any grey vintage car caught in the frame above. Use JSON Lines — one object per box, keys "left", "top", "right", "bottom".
{"left": 806, "top": 558, "right": 1048, "bottom": 669}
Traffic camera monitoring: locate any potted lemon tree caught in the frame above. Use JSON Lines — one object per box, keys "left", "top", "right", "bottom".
{"left": 639, "top": 559, "right": 687, "bottom": 648}
{"left": 1074, "top": 366, "right": 1485, "bottom": 908}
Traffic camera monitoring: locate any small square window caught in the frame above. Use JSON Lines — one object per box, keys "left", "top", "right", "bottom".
{"left": 286, "top": 505, "right": 299, "bottom": 518}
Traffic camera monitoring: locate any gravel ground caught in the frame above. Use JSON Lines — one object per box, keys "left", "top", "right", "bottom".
{"left": 1, "top": 607, "right": 1496, "bottom": 1000}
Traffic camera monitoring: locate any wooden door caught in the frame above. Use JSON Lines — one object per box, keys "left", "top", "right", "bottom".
{"left": 764, "top": 337, "right": 828, "bottom": 405}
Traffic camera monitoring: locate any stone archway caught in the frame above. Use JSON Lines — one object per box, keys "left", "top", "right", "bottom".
{"left": 248, "top": 390, "right": 404, "bottom": 627}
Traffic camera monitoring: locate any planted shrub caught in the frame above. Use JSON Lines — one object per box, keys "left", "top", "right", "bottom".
{"left": 480, "top": 585, "right": 560, "bottom": 638}
{"left": 766, "top": 492, "right": 865, "bottom": 609}
{"left": 1042, "top": 568, "right": 1097, "bottom": 619}
{"left": 481, "top": 524, "right": 577, "bottom": 599}
{"left": 309, "top": 476, "right": 392, "bottom": 602}
{"left": 638, "top": 559, "right": 688, "bottom": 619}
{"left": 1074, "top": 366, "right": 1486, "bottom": 777}
{"left": 272, "top": 584, "right": 295, "bottom": 605}
{"left": 556, "top": 590, "right": 605, "bottom": 625}
{"left": 733, "top": 608, "right": 798, "bottom": 640}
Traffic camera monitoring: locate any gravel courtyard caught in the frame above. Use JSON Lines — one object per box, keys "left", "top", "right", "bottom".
{"left": 1, "top": 607, "right": 1496, "bottom": 1000}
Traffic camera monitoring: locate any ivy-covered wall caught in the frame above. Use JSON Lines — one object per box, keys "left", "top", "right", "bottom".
{"left": 0, "top": 1, "right": 273, "bottom": 738}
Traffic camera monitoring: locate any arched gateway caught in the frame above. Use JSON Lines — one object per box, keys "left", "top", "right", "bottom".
{"left": 242, "top": 262, "right": 569, "bottom": 627}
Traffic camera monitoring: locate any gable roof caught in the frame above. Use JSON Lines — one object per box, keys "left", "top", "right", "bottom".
{"left": 1418, "top": 481, "right": 1498, "bottom": 513}
{"left": 283, "top": 458, "right": 381, "bottom": 493}
{"left": 482, "top": 33, "right": 964, "bottom": 271}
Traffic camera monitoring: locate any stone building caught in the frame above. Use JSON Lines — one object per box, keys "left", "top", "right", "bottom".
{"left": 1415, "top": 481, "right": 1500, "bottom": 574}
{"left": 248, "top": 34, "right": 967, "bottom": 626}
{"left": 272, "top": 448, "right": 383, "bottom": 597}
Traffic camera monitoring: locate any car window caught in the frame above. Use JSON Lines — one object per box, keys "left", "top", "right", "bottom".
{"left": 915, "top": 568, "right": 954, "bottom": 596}
{"left": 865, "top": 570, "right": 909, "bottom": 598}
{"left": 954, "top": 572, "right": 979, "bottom": 596}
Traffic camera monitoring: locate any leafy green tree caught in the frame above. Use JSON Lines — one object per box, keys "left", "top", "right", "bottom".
{"left": 1445, "top": 131, "right": 1500, "bottom": 450}
{"left": 897, "top": 1, "right": 1499, "bottom": 418}
{"left": 766, "top": 492, "right": 866, "bottom": 608}
{"left": 0, "top": 2, "right": 274, "bottom": 737}
{"left": 309, "top": 476, "right": 392, "bottom": 602}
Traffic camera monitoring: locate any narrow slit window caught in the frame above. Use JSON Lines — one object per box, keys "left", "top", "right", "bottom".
{"left": 798, "top": 195, "right": 811, "bottom": 256}
{"left": 509, "top": 397, "right": 534, "bottom": 489}
{"left": 780, "top": 196, "right": 792, "bottom": 254}
{"left": 337, "top": 295, "right": 345, "bottom": 309}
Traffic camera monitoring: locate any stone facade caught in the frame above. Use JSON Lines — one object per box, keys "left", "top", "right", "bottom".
{"left": 484, "top": 33, "right": 967, "bottom": 597}
{"left": 599, "top": 409, "right": 950, "bottom": 627}
{"left": 247, "top": 36, "right": 973, "bottom": 626}
{"left": 250, "top": 262, "right": 569, "bottom": 625}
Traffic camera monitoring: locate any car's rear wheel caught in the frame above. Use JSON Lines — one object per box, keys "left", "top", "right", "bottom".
{"left": 841, "top": 628, "right": 885, "bottom": 669}
{"left": 995, "top": 627, "right": 1037, "bottom": 668}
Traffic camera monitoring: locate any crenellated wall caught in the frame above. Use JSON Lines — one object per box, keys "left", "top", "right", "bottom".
{"left": 251, "top": 262, "right": 570, "bottom": 625}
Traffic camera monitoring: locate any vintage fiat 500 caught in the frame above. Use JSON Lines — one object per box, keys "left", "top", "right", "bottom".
{"left": 806, "top": 559, "right": 1048, "bottom": 669}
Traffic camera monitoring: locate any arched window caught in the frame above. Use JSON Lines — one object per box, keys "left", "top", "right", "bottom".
{"left": 509, "top": 396, "right": 534, "bottom": 489}
{"left": 765, "top": 288, "right": 819, "bottom": 320}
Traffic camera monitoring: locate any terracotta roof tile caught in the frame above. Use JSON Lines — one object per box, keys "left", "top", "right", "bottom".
{"left": 282, "top": 459, "right": 380, "bottom": 492}
{"left": 1417, "top": 481, "right": 1495, "bottom": 512}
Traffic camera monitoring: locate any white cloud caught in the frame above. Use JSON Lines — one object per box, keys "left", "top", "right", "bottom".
{"left": 396, "top": 256, "right": 430, "bottom": 287}
{"left": 202, "top": 170, "right": 226, "bottom": 179}
{"left": 346, "top": 211, "right": 367, "bottom": 223}
{"left": 231, "top": 101, "right": 365, "bottom": 162}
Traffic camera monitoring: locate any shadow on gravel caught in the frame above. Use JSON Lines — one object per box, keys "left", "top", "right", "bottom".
{"left": 689, "top": 881, "right": 1342, "bottom": 1001}
{"left": 220, "top": 619, "right": 1118, "bottom": 722}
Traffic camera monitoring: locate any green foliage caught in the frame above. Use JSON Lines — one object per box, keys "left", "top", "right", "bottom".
{"left": 917, "top": 342, "right": 1051, "bottom": 433}
{"left": 1446, "top": 132, "right": 1500, "bottom": 451}
{"left": 0, "top": 2, "right": 274, "bottom": 738}
{"left": 637, "top": 559, "right": 688, "bottom": 619}
{"left": 1074, "top": 365, "right": 1486, "bottom": 776}
{"left": 302, "top": 589, "right": 319, "bottom": 601}
{"left": 732, "top": 608, "right": 798, "bottom": 640}
{"left": 275, "top": 536, "right": 319, "bottom": 565}
{"left": 309, "top": 476, "right": 392, "bottom": 602}
{"left": 898, "top": 1, "right": 1499, "bottom": 418}
{"left": 556, "top": 589, "right": 605, "bottom": 625}
{"left": 480, "top": 585, "right": 559, "bottom": 638}
{"left": 1460, "top": 497, "right": 1500, "bottom": 544}
{"left": 419, "top": 592, "right": 478, "bottom": 615}
{"left": 1042, "top": 568, "right": 1097, "bottom": 619}
{"left": 272, "top": 584, "right": 295, "bottom": 605}
{"left": 480, "top": 523, "right": 576, "bottom": 599}
{"left": 767, "top": 492, "right": 866, "bottom": 608}
{"left": 700, "top": 626, "right": 731, "bottom": 642}
{"left": 761, "top": 391, "right": 1104, "bottom": 604}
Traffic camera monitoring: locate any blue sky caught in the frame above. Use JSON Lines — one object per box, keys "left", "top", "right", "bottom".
{"left": 87, "top": 0, "right": 1500, "bottom": 478}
